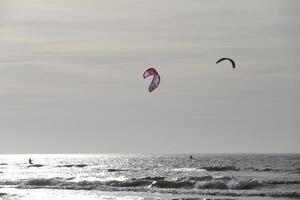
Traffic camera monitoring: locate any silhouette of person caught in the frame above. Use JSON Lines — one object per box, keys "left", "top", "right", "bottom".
{"left": 29, "top": 158, "right": 33, "bottom": 164}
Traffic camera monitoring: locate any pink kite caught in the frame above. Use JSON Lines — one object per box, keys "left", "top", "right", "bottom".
{"left": 143, "top": 68, "right": 160, "bottom": 92}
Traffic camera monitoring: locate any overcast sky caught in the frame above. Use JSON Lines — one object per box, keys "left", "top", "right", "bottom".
{"left": 0, "top": 0, "right": 299, "bottom": 153}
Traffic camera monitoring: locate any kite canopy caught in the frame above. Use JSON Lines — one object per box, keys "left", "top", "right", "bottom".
{"left": 143, "top": 68, "right": 160, "bottom": 92}
{"left": 216, "top": 57, "right": 236, "bottom": 69}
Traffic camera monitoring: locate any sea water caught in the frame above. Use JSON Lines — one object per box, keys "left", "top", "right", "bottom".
{"left": 0, "top": 154, "right": 299, "bottom": 200}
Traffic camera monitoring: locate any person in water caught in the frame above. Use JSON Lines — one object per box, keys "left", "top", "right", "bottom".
{"left": 190, "top": 155, "right": 194, "bottom": 160}
{"left": 29, "top": 158, "right": 33, "bottom": 164}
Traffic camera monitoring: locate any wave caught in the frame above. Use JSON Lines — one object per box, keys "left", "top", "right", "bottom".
{"left": 201, "top": 165, "right": 239, "bottom": 171}
{"left": 294, "top": 168, "right": 300, "bottom": 173}
{"left": 57, "top": 164, "right": 88, "bottom": 168}
{"left": 201, "top": 166, "right": 299, "bottom": 173}
{"left": 0, "top": 193, "right": 7, "bottom": 197}
{"left": 171, "top": 166, "right": 239, "bottom": 172}
{"left": 179, "top": 175, "right": 232, "bottom": 183}
{"left": 265, "top": 180, "right": 300, "bottom": 185}
{"left": 106, "top": 168, "right": 126, "bottom": 172}
{"left": 247, "top": 167, "right": 279, "bottom": 172}
{"left": 195, "top": 179, "right": 261, "bottom": 190}
{"left": 247, "top": 167, "right": 300, "bottom": 173}
{"left": 17, "top": 179, "right": 300, "bottom": 198}
{"left": 151, "top": 180, "right": 194, "bottom": 189}
{"left": 172, "top": 168, "right": 206, "bottom": 172}
{"left": 0, "top": 163, "right": 8, "bottom": 165}
{"left": 0, "top": 176, "right": 259, "bottom": 190}
{"left": 170, "top": 199, "right": 236, "bottom": 200}
{"left": 2, "top": 176, "right": 298, "bottom": 190}
{"left": 185, "top": 175, "right": 213, "bottom": 182}
{"left": 165, "top": 189, "right": 300, "bottom": 198}
{"left": 107, "top": 179, "right": 151, "bottom": 187}
{"left": 136, "top": 176, "right": 166, "bottom": 181}
{"left": 27, "top": 164, "right": 44, "bottom": 168}
{"left": 228, "top": 179, "right": 262, "bottom": 190}
{"left": 1, "top": 176, "right": 300, "bottom": 198}
{"left": 22, "top": 178, "right": 62, "bottom": 186}
{"left": 267, "top": 191, "right": 300, "bottom": 198}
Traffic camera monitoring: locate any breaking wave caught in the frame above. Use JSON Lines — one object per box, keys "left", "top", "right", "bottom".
{"left": 195, "top": 179, "right": 261, "bottom": 190}
{"left": 0, "top": 176, "right": 288, "bottom": 190}
{"left": 0, "top": 175, "right": 299, "bottom": 198}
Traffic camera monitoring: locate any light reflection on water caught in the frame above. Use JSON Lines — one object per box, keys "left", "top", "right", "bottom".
{"left": 0, "top": 154, "right": 299, "bottom": 200}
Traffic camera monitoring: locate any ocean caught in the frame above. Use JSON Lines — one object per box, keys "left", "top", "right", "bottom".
{"left": 0, "top": 154, "right": 299, "bottom": 200}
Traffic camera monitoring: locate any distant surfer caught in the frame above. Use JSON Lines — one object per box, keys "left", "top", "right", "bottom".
{"left": 29, "top": 158, "right": 33, "bottom": 164}
{"left": 189, "top": 155, "right": 194, "bottom": 160}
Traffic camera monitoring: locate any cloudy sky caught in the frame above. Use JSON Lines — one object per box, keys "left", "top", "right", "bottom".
{"left": 0, "top": 0, "right": 299, "bottom": 153}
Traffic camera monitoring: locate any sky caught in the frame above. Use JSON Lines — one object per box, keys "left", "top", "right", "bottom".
{"left": 0, "top": 0, "right": 299, "bottom": 154}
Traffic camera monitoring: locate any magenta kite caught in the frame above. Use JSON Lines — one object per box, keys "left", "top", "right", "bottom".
{"left": 143, "top": 68, "right": 161, "bottom": 93}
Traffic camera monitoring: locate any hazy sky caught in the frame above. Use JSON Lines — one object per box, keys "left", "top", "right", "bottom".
{"left": 0, "top": 0, "right": 299, "bottom": 153}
